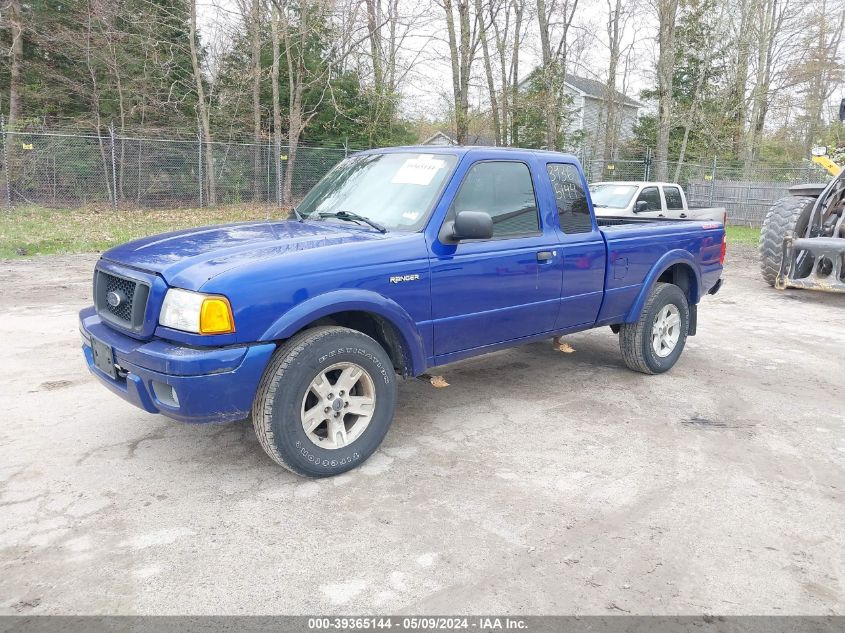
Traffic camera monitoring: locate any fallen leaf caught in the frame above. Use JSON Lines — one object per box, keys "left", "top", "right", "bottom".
{"left": 429, "top": 375, "right": 450, "bottom": 388}
{"left": 553, "top": 336, "right": 575, "bottom": 353}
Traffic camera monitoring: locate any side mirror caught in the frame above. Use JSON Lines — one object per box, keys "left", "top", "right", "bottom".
{"left": 634, "top": 200, "right": 648, "bottom": 213}
{"left": 447, "top": 211, "right": 493, "bottom": 241}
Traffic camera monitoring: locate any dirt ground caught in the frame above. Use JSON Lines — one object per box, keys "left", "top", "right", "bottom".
{"left": 1, "top": 244, "right": 844, "bottom": 615}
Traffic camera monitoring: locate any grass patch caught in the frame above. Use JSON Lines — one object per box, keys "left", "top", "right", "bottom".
{"left": 726, "top": 225, "right": 760, "bottom": 246}
{"left": 2, "top": 205, "right": 766, "bottom": 258}
{"left": 0, "top": 205, "right": 288, "bottom": 258}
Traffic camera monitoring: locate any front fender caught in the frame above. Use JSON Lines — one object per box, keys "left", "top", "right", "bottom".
{"left": 259, "top": 289, "right": 427, "bottom": 376}
{"left": 624, "top": 250, "right": 701, "bottom": 323}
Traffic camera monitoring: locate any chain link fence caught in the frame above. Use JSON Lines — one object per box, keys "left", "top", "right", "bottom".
{"left": 0, "top": 125, "right": 835, "bottom": 227}
{"left": 579, "top": 150, "right": 832, "bottom": 226}
{"left": 0, "top": 126, "right": 362, "bottom": 211}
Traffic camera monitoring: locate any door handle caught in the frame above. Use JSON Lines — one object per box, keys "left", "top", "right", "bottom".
{"left": 680, "top": 213, "right": 687, "bottom": 218}
{"left": 536, "top": 250, "right": 554, "bottom": 262}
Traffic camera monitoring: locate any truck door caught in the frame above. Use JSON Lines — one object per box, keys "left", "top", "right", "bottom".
{"left": 429, "top": 159, "right": 562, "bottom": 358}
{"left": 662, "top": 185, "right": 689, "bottom": 219}
{"left": 544, "top": 162, "right": 606, "bottom": 328}
{"left": 633, "top": 185, "right": 664, "bottom": 218}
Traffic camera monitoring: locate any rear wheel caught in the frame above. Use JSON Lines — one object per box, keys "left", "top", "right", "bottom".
{"left": 252, "top": 326, "right": 398, "bottom": 477}
{"left": 619, "top": 282, "right": 689, "bottom": 375}
{"left": 759, "top": 196, "right": 815, "bottom": 286}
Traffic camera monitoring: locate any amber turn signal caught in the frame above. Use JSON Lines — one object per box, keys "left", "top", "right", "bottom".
{"left": 199, "top": 296, "right": 235, "bottom": 334}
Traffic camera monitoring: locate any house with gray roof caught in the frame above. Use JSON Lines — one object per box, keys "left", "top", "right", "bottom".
{"left": 518, "top": 71, "right": 642, "bottom": 158}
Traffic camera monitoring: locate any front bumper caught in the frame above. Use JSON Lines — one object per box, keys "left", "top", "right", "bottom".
{"left": 79, "top": 306, "right": 276, "bottom": 423}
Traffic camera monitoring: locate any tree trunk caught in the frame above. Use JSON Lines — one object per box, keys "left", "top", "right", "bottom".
{"left": 536, "top": 0, "right": 557, "bottom": 150}
{"left": 189, "top": 0, "right": 216, "bottom": 205}
{"left": 251, "top": 0, "right": 263, "bottom": 201}
{"left": 270, "top": 4, "right": 282, "bottom": 206}
{"left": 602, "top": 0, "right": 623, "bottom": 161}
{"left": 510, "top": 2, "right": 524, "bottom": 146}
{"left": 729, "top": 0, "right": 753, "bottom": 158}
{"left": 282, "top": 4, "right": 308, "bottom": 205}
{"left": 654, "top": 0, "right": 678, "bottom": 181}
{"left": 8, "top": 0, "right": 23, "bottom": 128}
{"left": 476, "top": 0, "right": 500, "bottom": 145}
{"left": 365, "top": 0, "right": 385, "bottom": 146}
{"left": 443, "top": 0, "right": 473, "bottom": 144}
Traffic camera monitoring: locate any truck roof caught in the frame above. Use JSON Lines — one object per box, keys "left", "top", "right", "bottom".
{"left": 358, "top": 145, "right": 581, "bottom": 162}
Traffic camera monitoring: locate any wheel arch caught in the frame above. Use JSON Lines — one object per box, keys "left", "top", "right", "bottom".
{"left": 624, "top": 252, "right": 700, "bottom": 324}
{"left": 259, "top": 290, "right": 426, "bottom": 377}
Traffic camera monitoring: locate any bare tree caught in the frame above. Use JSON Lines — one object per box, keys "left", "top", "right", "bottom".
{"left": 796, "top": 0, "right": 844, "bottom": 152}
{"left": 441, "top": 0, "right": 481, "bottom": 144}
{"left": 476, "top": 0, "right": 501, "bottom": 145}
{"left": 654, "top": 0, "right": 678, "bottom": 180}
{"left": 250, "top": 0, "right": 264, "bottom": 200}
{"left": 601, "top": 0, "right": 634, "bottom": 161}
{"left": 728, "top": 0, "right": 753, "bottom": 157}
{"left": 270, "top": 2, "right": 282, "bottom": 205}
{"left": 189, "top": 0, "right": 216, "bottom": 204}
{"left": 503, "top": 0, "right": 529, "bottom": 145}
{"left": 536, "top": 0, "right": 579, "bottom": 150}
{"left": 5, "top": 0, "right": 23, "bottom": 127}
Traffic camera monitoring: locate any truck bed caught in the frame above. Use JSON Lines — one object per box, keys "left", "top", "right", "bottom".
{"left": 593, "top": 215, "right": 725, "bottom": 326}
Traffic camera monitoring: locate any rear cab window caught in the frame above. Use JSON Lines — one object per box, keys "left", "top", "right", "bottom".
{"left": 547, "top": 163, "right": 593, "bottom": 233}
{"left": 663, "top": 186, "right": 684, "bottom": 210}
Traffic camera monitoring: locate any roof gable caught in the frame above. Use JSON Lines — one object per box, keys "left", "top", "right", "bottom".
{"left": 518, "top": 68, "right": 642, "bottom": 108}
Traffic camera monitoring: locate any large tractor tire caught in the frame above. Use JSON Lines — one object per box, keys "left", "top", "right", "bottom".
{"left": 759, "top": 196, "right": 815, "bottom": 286}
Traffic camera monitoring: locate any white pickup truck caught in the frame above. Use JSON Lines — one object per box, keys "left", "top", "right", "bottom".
{"left": 589, "top": 181, "right": 726, "bottom": 224}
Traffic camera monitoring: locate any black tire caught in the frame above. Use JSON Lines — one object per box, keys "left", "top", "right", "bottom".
{"left": 251, "top": 326, "right": 398, "bottom": 477}
{"left": 619, "top": 282, "right": 689, "bottom": 375}
{"left": 759, "top": 196, "right": 815, "bottom": 286}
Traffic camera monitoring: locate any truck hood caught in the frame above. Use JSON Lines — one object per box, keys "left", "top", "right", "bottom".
{"left": 101, "top": 220, "right": 392, "bottom": 289}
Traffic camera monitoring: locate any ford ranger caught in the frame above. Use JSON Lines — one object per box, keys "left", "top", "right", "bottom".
{"left": 79, "top": 147, "right": 725, "bottom": 477}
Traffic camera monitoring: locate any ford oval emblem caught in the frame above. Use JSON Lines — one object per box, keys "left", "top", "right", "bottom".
{"left": 107, "top": 291, "right": 122, "bottom": 307}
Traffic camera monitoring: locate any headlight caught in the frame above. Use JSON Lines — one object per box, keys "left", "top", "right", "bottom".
{"left": 159, "top": 288, "right": 235, "bottom": 335}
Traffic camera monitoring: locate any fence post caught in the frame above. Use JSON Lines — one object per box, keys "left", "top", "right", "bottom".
{"left": 1, "top": 114, "right": 11, "bottom": 209}
{"left": 198, "top": 131, "right": 203, "bottom": 208}
{"left": 109, "top": 123, "right": 118, "bottom": 210}
{"left": 643, "top": 147, "right": 652, "bottom": 181}
{"left": 709, "top": 157, "right": 717, "bottom": 206}
{"left": 275, "top": 138, "right": 282, "bottom": 207}
{"left": 266, "top": 133, "right": 271, "bottom": 202}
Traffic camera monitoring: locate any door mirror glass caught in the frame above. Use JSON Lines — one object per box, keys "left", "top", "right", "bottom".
{"left": 452, "top": 211, "right": 494, "bottom": 240}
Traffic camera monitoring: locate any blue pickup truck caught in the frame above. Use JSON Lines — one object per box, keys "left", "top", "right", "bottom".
{"left": 80, "top": 146, "right": 725, "bottom": 476}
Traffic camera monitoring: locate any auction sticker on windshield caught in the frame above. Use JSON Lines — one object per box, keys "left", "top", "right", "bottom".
{"left": 391, "top": 154, "right": 446, "bottom": 186}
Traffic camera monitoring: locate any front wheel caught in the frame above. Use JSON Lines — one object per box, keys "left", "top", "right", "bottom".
{"left": 619, "top": 282, "right": 690, "bottom": 375}
{"left": 251, "top": 326, "right": 398, "bottom": 477}
{"left": 759, "top": 195, "right": 815, "bottom": 286}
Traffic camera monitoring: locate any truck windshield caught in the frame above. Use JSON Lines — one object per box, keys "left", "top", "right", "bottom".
{"left": 589, "top": 184, "right": 638, "bottom": 208}
{"left": 297, "top": 152, "right": 458, "bottom": 231}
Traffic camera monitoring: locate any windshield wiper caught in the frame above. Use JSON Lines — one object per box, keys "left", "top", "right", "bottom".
{"left": 318, "top": 211, "right": 387, "bottom": 233}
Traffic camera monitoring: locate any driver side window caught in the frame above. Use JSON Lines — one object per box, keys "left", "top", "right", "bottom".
{"left": 637, "top": 187, "right": 661, "bottom": 211}
{"left": 450, "top": 161, "right": 540, "bottom": 238}
{"left": 636, "top": 186, "right": 661, "bottom": 211}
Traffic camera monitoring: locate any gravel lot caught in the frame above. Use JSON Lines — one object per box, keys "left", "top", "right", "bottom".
{"left": 1, "top": 244, "right": 844, "bottom": 615}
